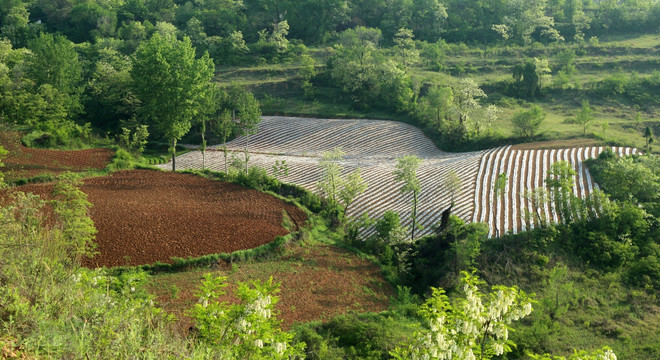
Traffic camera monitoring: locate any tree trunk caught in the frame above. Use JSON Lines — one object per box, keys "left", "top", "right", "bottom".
{"left": 411, "top": 191, "right": 418, "bottom": 241}
{"left": 171, "top": 138, "right": 176, "bottom": 171}
{"left": 201, "top": 133, "right": 206, "bottom": 170}
{"left": 244, "top": 133, "right": 249, "bottom": 173}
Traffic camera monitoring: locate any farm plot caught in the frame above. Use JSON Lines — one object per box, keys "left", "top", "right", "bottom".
{"left": 15, "top": 170, "right": 307, "bottom": 267}
{"left": 474, "top": 145, "right": 637, "bottom": 237}
{"left": 163, "top": 116, "right": 636, "bottom": 238}
{"left": 0, "top": 131, "right": 113, "bottom": 181}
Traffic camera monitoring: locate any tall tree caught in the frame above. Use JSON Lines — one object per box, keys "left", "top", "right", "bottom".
{"left": 643, "top": 126, "right": 654, "bottom": 153}
{"left": 227, "top": 87, "right": 261, "bottom": 173}
{"left": 131, "top": 33, "right": 215, "bottom": 171}
{"left": 27, "top": 32, "right": 82, "bottom": 117}
{"left": 575, "top": 100, "right": 594, "bottom": 135}
{"left": 394, "top": 154, "right": 422, "bottom": 241}
{"left": 454, "top": 78, "right": 486, "bottom": 137}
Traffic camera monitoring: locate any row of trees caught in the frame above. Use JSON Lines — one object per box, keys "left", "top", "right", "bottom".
{"left": 2, "top": 0, "right": 657, "bottom": 49}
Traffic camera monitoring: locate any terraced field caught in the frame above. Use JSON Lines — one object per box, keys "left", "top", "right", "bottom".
{"left": 161, "top": 116, "right": 637, "bottom": 238}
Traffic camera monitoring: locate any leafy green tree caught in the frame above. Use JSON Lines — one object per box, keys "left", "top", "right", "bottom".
{"left": 493, "top": 173, "right": 508, "bottom": 236}
{"left": 392, "top": 271, "right": 534, "bottom": 360}
{"left": 229, "top": 88, "right": 261, "bottom": 173}
{"left": 643, "top": 126, "right": 654, "bottom": 153}
{"left": 394, "top": 154, "right": 423, "bottom": 240}
{"left": 512, "top": 60, "right": 540, "bottom": 98}
{"left": 118, "top": 125, "right": 149, "bottom": 156}
{"left": 454, "top": 78, "right": 486, "bottom": 137}
{"left": 425, "top": 85, "right": 453, "bottom": 129}
{"left": 511, "top": 105, "right": 546, "bottom": 139}
{"left": 443, "top": 170, "right": 462, "bottom": 209}
{"left": 393, "top": 27, "right": 419, "bottom": 68}
{"left": 534, "top": 57, "right": 552, "bottom": 89}
{"left": 494, "top": 0, "right": 562, "bottom": 45}
{"left": 51, "top": 173, "right": 98, "bottom": 265}
{"left": 409, "top": 0, "right": 447, "bottom": 42}
{"left": 599, "top": 156, "right": 660, "bottom": 204}
{"left": 575, "top": 100, "right": 594, "bottom": 135}
{"left": 339, "top": 168, "right": 367, "bottom": 213}
{"left": 131, "top": 33, "right": 215, "bottom": 171}
{"left": 330, "top": 26, "right": 382, "bottom": 107}
{"left": 213, "top": 109, "right": 234, "bottom": 174}
{"left": 317, "top": 147, "right": 346, "bottom": 208}
{"left": 546, "top": 161, "right": 577, "bottom": 223}
{"left": 317, "top": 147, "right": 367, "bottom": 217}
{"left": 1, "top": 2, "right": 30, "bottom": 47}
{"left": 27, "top": 32, "right": 83, "bottom": 117}
{"left": 299, "top": 53, "right": 316, "bottom": 99}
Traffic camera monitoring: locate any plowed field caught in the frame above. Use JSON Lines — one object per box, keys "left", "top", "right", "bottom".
{"left": 0, "top": 131, "right": 113, "bottom": 181}
{"left": 16, "top": 170, "right": 307, "bottom": 267}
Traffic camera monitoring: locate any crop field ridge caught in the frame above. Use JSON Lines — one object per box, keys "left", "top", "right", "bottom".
{"left": 162, "top": 116, "right": 637, "bottom": 238}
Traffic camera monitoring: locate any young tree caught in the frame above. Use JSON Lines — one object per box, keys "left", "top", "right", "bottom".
{"left": 339, "top": 169, "right": 368, "bottom": 214}
{"left": 493, "top": 173, "right": 508, "bottom": 237}
{"left": 393, "top": 27, "right": 419, "bottom": 68}
{"left": 394, "top": 154, "right": 423, "bottom": 241}
{"left": 299, "top": 53, "right": 316, "bottom": 99}
{"left": 575, "top": 100, "right": 594, "bottom": 135}
{"left": 443, "top": 170, "right": 462, "bottom": 208}
{"left": 454, "top": 78, "right": 487, "bottom": 136}
{"left": 131, "top": 34, "right": 215, "bottom": 171}
{"left": 511, "top": 105, "right": 546, "bottom": 139}
{"left": 425, "top": 85, "right": 453, "bottom": 129}
{"left": 213, "top": 109, "right": 234, "bottom": 174}
{"left": 317, "top": 147, "right": 368, "bottom": 216}
{"left": 317, "top": 147, "right": 346, "bottom": 208}
{"left": 546, "top": 161, "right": 577, "bottom": 223}
{"left": 27, "top": 32, "right": 83, "bottom": 117}
{"left": 534, "top": 57, "right": 552, "bottom": 89}
{"left": 233, "top": 90, "right": 261, "bottom": 173}
{"left": 643, "top": 126, "right": 654, "bottom": 153}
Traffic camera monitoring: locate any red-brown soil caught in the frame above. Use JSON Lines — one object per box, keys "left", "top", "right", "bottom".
{"left": 0, "top": 131, "right": 113, "bottom": 181}
{"left": 15, "top": 169, "right": 307, "bottom": 267}
{"left": 148, "top": 244, "right": 394, "bottom": 332}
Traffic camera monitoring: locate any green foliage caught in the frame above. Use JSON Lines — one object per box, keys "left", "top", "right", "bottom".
{"left": 118, "top": 125, "right": 149, "bottom": 156}
{"left": 191, "top": 274, "right": 305, "bottom": 359}
{"left": 316, "top": 147, "right": 367, "bottom": 220}
{"left": 394, "top": 154, "right": 422, "bottom": 240}
{"left": 574, "top": 100, "right": 595, "bottom": 135}
{"left": 51, "top": 173, "right": 98, "bottom": 263}
{"left": 131, "top": 33, "right": 215, "bottom": 171}
{"left": 512, "top": 60, "right": 540, "bottom": 98}
{"left": 511, "top": 105, "right": 546, "bottom": 139}
{"left": 0, "top": 177, "right": 187, "bottom": 358}
{"left": 392, "top": 271, "right": 534, "bottom": 360}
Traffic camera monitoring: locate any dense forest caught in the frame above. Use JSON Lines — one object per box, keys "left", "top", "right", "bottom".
{"left": 0, "top": 0, "right": 659, "bottom": 359}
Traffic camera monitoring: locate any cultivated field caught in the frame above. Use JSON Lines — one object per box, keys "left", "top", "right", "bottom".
{"left": 163, "top": 116, "right": 637, "bottom": 237}
{"left": 0, "top": 131, "right": 114, "bottom": 181}
{"left": 16, "top": 169, "right": 307, "bottom": 267}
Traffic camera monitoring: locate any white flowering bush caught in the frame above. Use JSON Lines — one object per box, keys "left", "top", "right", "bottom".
{"left": 392, "top": 271, "right": 533, "bottom": 360}
{"left": 191, "top": 274, "right": 305, "bottom": 359}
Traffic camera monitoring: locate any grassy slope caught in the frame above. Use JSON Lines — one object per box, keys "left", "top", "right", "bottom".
{"left": 216, "top": 34, "right": 659, "bottom": 152}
